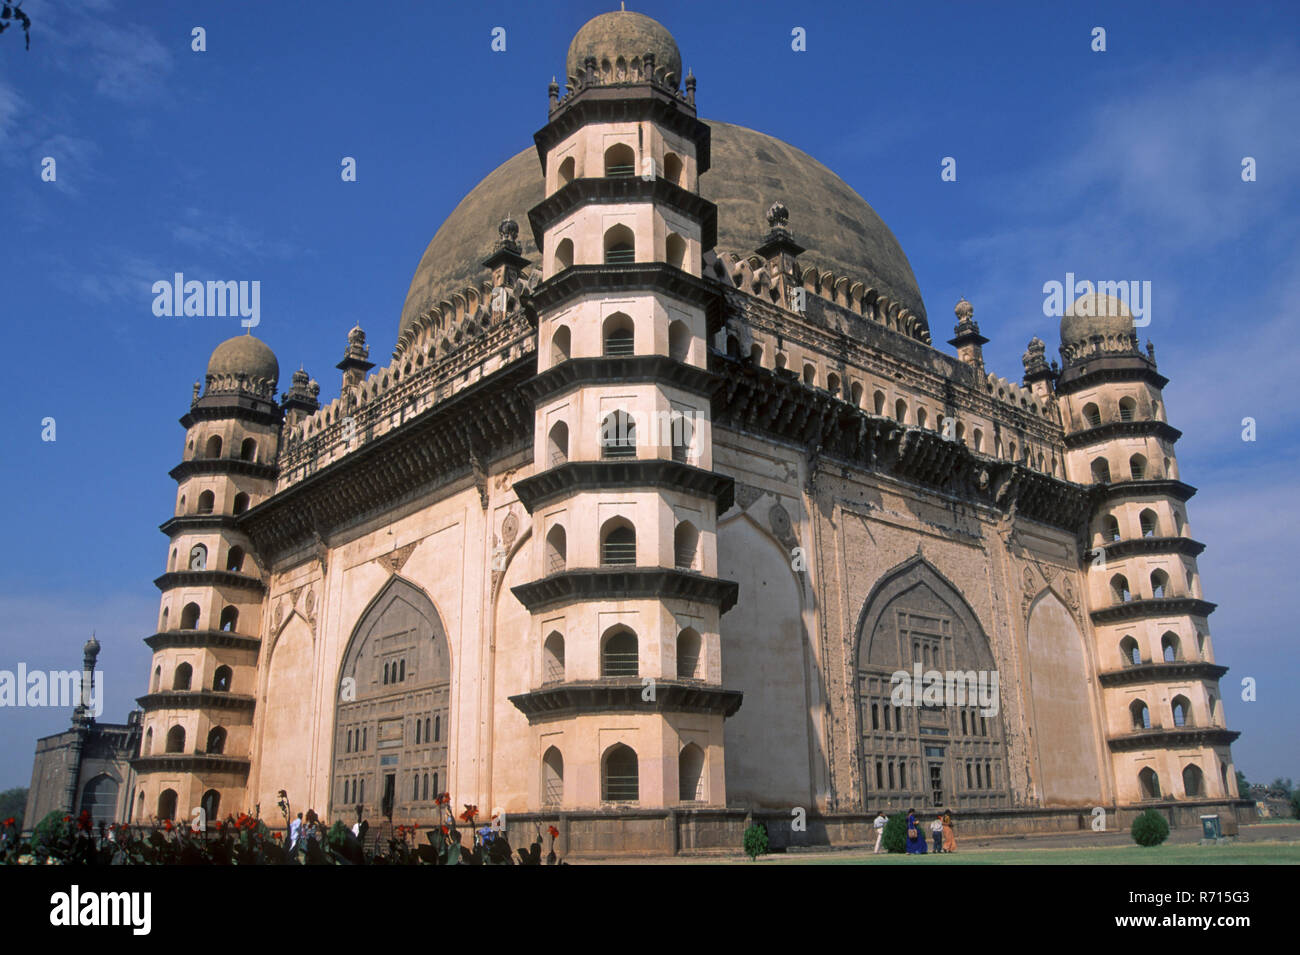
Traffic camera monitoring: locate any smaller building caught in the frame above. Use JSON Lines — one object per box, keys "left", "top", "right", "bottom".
{"left": 23, "top": 637, "right": 142, "bottom": 833}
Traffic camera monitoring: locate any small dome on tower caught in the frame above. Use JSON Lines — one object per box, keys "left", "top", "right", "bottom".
{"left": 566, "top": 9, "right": 682, "bottom": 84}
{"left": 206, "top": 334, "right": 279, "bottom": 391}
{"left": 1060, "top": 292, "right": 1133, "bottom": 347}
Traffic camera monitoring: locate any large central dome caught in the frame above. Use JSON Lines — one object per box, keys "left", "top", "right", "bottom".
{"left": 398, "top": 121, "right": 927, "bottom": 345}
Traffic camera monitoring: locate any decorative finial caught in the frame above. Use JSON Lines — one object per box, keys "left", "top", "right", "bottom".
{"left": 766, "top": 200, "right": 790, "bottom": 229}
{"left": 955, "top": 297, "right": 974, "bottom": 321}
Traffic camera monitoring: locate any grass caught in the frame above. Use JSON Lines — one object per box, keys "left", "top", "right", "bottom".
{"left": 766, "top": 841, "right": 1300, "bottom": 865}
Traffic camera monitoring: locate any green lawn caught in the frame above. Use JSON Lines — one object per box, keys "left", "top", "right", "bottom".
{"left": 766, "top": 841, "right": 1300, "bottom": 865}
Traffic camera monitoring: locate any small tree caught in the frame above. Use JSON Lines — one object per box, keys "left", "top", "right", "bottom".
{"left": 882, "top": 812, "right": 909, "bottom": 853}
{"left": 742, "top": 822, "right": 768, "bottom": 861}
{"left": 1131, "top": 808, "right": 1170, "bottom": 847}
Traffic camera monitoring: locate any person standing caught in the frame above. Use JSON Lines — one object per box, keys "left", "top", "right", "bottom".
{"left": 942, "top": 810, "right": 957, "bottom": 853}
{"left": 930, "top": 815, "right": 944, "bottom": 854}
{"left": 872, "top": 811, "right": 887, "bottom": 854}
{"left": 905, "top": 809, "right": 927, "bottom": 854}
{"left": 289, "top": 812, "right": 303, "bottom": 852}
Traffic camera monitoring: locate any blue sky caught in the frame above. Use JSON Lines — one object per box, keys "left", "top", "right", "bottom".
{"left": 0, "top": 0, "right": 1296, "bottom": 791}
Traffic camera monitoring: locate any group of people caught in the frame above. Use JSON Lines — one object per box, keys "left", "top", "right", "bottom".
{"left": 871, "top": 809, "right": 956, "bottom": 854}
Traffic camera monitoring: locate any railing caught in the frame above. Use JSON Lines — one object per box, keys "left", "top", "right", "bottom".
{"left": 601, "top": 652, "right": 638, "bottom": 677}
{"left": 601, "top": 543, "right": 637, "bottom": 565}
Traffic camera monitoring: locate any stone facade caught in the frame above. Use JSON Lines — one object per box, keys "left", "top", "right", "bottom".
{"left": 118, "top": 10, "right": 1244, "bottom": 853}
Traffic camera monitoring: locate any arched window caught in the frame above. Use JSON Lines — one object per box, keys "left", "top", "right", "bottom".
{"left": 225, "top": 546, "right": 245, "bottom": 572}
{"left": 665, "top": 233, "right": 687, "bottom": 270}
{"left": 1118, "top": 396, "right": 1137, "bottom": 422}
{"left": 79, "top": 773, "right": 119, "bottom": 827}
{"left": 543, "top": 632, "right": 565, "bottom": 683}
{"left": 803, "top": 363, "right": 817, "bottom": 386}
{"left": 604, "top": 143, "right": 635, "bottom": 177}
{"left": 434, "top": 715, "right": 440, "bottom": 742}
{"left": 188, "top": 543, "right": 207, "bottom": 570}
{"left": 545, "top": 525, "right": 567, "bottom": 574}
{"left": 873, "top": 390, "right": 886, "bottom": 415}
{"left": 603, "top": 224, "right": 635, "bottom": 264}
{"left": 151, "top": 665, "right": 161, "bottom": 692}
{"left": 1139, "top": 509, "right": 1158, "bottom": 537}
{"left": 219, "top": 606, "right": 238, "bottom": 632}
{"left": 1129, "top": 454, "right": 1147, "bottom": 480}
{"left": 550, "top": 324, "right": 571, "bottom": 364}
{"left": 916, "top": 407, "right": 928, "bottom": 429}
{"left": 972, "top": 428, "right": 983, "bottom": 453}
{"left": 206, "top": 726, "right": 226, "bottom": 754}
{"left": 895, "top": 398, "right": 907, "bottom": 423}
{"left": 383, "top": 661, "right": 390, "bottom": 685}
{"left": 673, "top": 521, "right": 699, "bottom": 570}
{"left": 557, "top": 155, "right": 576, "bottom": 187}
{"left": 204, "top": 435, "right": 223, "bottom": 459}
{"left": 1111, "top": 574, "right": 1132, "bottom": 603}
{"left": 726, "top": 334, "right": 741, "bottom": 357}
{"left": 212, "top": 665, "right": 232, "bottom": 692}
{"left": 1130, "top": 700, "right": 1151, "bottom": 730}
{"left": 1008, "top": 441, "right": 1017, "bottom": 462}
{"left": 165, "top": 725, "right": 186, "bottom": 753}
{"left": 749, "top": 343, "right": 763, "bottom": 365}
{"left": 1082, "top": 403, "right": 1101, "bottom": 428}
{"left": 678, "top": 743, "right": 705, "bottom": 802}
{"left": 197, "top": 490, "right": 215, "bottom": 515}
{"left": 827, "top": 373, "right": 841, "bottom": 398}
{"left": 1160, "top": 632, "right": 1180, "bottom": 662}
{"left": 600, "top": 518, "right": 636, "bottom": 566}
{"left": 1182, "top": 764, "right": 1204, "bottom": 797}
{"left": 144, "top": 727, "right": 153, "bottom": 755}
{"left": 424, "top": 717, "right": 430, "bottom": 741}
{"left": 1150, "top": 569, "right": 1169, "bottom": 599}
{"left": 670, "top": 411, "right": 694, "bottom": 463}
{"left": 600, "top": 410, "right": 636, "bottom": 458}
{"left": 1171, "top": 695, "right": 1191, "bottom": 728}
{"left": 774, "top": 353, "right": 788, "bottom": 371}
{"left": 173, "top": 662, "right": 192, "bottom": 691}
{"left": 1208, "top": 694, "right": 1217, "bottom": 720}
{"left": 543, "top": 746, "right": 564, "bottom": 806}
{"left": 1120, "top": 636, "right": 1141, "bottom": 667}
{"left": 602, "top": 743, "right": 638, "bottom": 802}
{"left": 676, "top": 628, "right": 701, "bottom": 679}
{"left": 851, "top": 381, "right": 864, "bottom": 407}
{"left": 415, "top": 720, "right": 421, "bottom": 744}
{"left": 601, "top": 626, "right": 638, "bottom": 677}
{"left": 413, "top": 775, "right": 420, "bottom": 800}
{"left": 240, "top": 437, "right": 257, "bottom": 462}
{"left": 663, "top": 152, "right": 683, "bottom": 186}
{"left": 232, "top": 492, "right": 250, "bottom": 515}
{"left": 602, "top": 312, "right": 635, "bottom": 356}
{"left": 1090, "top": 458, "right": 1111, "bottom": 483}
{"left": 160, "top": 606, "right": 169, "bottom": 630}
{"left": 553, "top": 237, "right": 574, "bottom": 272}
{"left": 157, "top": 789, "right": 178, "bottom": 821}
{"left": 668, "top": 320, "right": 691, "bottom": 363}
{"left": 1104, "top": 515, "right": 1121, "bottom": 542}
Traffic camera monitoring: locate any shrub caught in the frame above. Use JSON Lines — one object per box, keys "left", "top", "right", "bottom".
{"left": 882, "top": 812, "right": 909, "bottom": 853}
{"left": 742, "top": 822, "right": 768, "bottom": 860}
{"left": 1131, "top": 808, "right": 1170, "bottom": 846}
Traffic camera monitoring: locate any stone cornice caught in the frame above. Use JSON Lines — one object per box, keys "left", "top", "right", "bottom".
{"left": 158, "top": 514, "right": 242, "bottom": 536}
{"left": 530, "top": 263, "right": 724, "bottom": 334}
{"left": 528, "top": 177, "right": 718, "bottom": 251}
{"left": 509, "top": 679, "right": 743, "bottom": 723}
{"left": 135, "top": 691, "right": 256, "bottom": 713}
{"left": 1056, "top": 357, "right": 1169, "bottom": 394}
{"left": 1106, "top": 726, "right": 1240, "bottom": 752}
{"left": 153, "top": 570, "right": 266, "bottom": 594}
{"left": 512, "top": 459, "right": 734, "bottom": 514}
{"left": 1064, "top": 420, "right": 1182, "bottom": 449}
{"left": 180, "top": 395, "right": 282, "bottom": 430}
{"left": 522, "top": 355, "right": 718, "bottom": 405}
{"left": 535, "top": 86, "right": 710, "bottom": 174}
{"left": 143, "top": 630, "right": 262, "bottom": 652}
{"left": 1096, "top": 479, "right": 1197, "bottom": 503}
{"left": 1088, "top": 536, "right": 1206, "bottom": 562}
{"left": 169, "top": 458, "right": 278, "bottom": 482}
{"left": 131, "top": 754, "right": 252, "bottom": 775}
{"left": 511, "top": 568, "right": 739, "bottom": 613}
{"left": 239, "top": 357, "right": 535, "bottom": 564}
{"left": 1098, "top": 661, "right": 1229, "bottom": 688}
{"left": 1090, "top": 597, "right": 1217, "bottom": 625}
{"left": 712, "top": 355, "right": 1093, "bottom": 533}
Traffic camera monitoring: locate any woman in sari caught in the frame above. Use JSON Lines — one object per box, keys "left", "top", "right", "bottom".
{"left": 904, "top": 809, "right": 927, "bottom": 854}
{"left": 942, "top": 810, "right": 956, "bottom": 853}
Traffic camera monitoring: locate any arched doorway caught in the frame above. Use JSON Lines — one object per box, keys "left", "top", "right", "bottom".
{"left": 854, "top": 556, "right": 1010, "bottom": 812}
{"left": 331, "top": 576, "right": 451, "bottom": 826}
{"left": 78, "top": 773, "right": 119, "bottom": 826}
